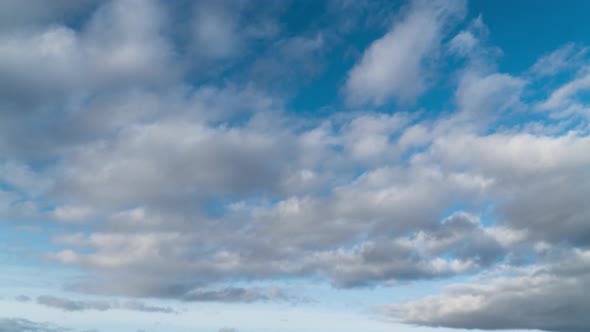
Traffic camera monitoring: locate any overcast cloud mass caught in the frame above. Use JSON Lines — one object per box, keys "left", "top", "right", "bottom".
{"left": 0, "top": 1, "right": 589, "bottom": 331}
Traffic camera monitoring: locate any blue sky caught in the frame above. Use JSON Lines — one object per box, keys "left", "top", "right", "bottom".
{"left": 1, "top": 0, "right": 590, "bottom": 331}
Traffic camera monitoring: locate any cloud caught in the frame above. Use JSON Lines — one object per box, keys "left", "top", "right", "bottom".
{"left": 192, "top": 1, "right": 240, "bottom": 59}
{"left": 389, "top": 250, "right": 590, "bottom": 332}
{"left": 0, "top": 0, "right": 176, "bottom": 162}
{"left": 455, "top": 72, "right": 525, "bottom": 116}
{"left": 182, "top": 287, "right": 292, "bottom": 303}
{"left": 530, "top": 43, "right": 589, "bottom": 77}
{"left": 1, "top": 2, "right": 590, "bottom": 331}
{"left": 56, "top": 118, "right": 295, "bottom": 211}
{"left": 122, "top": 301, "right": 177, "bottom": 314}
{"left": 537, "top": 67, "right": 590, "bottom": 121}
{"left": 36, "top": 295, "right": 176, "bottom": 314}
{"left": 14, "top": 295, "right": 31, "bottom": 302}
{"left": 0, "top": 0, "right": 174, "bottom": 105}
{"left": 448, "top": 15, "right": 501, "bottom": 63}
{"left": 37, "top": 295, "right": 112, "bottom": 311}
{"left": 428, "top": 132, "right": 590, "bottom": 246}
{"left": 41, "top": 99, "right": 590, "bottom": 297}
{"left": 0, "top": 0, "right": 98, "bottom": 30}
{"left": 345, "top": 0, "right": 466, "bottom": 106}
{"left": 0, "top": 318, "right": 71, "bottom": 332}
{"left": 446, "top": 16, "right": 524, "bottom": 127}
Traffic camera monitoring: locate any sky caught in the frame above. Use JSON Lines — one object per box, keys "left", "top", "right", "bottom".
{"left": 0, "top": 0, "right": 589, "bottom": 331}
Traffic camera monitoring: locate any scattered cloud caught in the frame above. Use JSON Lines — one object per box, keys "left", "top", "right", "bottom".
{"left": 0, "top": 318, "right": 72, "bottom": 332}
{"left": 36, "top": 295, "right": 176, "bottom": 314}
{"left": 0, "top": 1, "right": 589, "bottom": 332}
{"left": 345, "top": 0, "right": 466, "bottom": 105}
{"left": 37, "top": 295, "right": 111, "bottom": 311}
{"left": 530, "top": 43, "right": 589, "bottom": 77}
{"left": 389, "top": 250, "right": 590, "bottom": 332}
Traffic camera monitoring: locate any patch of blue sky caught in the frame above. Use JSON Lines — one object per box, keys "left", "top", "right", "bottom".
{"left": 470, "top": 0, "right": 590, "bottom": 73}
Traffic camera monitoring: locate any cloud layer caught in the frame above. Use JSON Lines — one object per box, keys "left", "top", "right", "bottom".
{"left": 1, "top": 1, "right": 589, "bottom": 332}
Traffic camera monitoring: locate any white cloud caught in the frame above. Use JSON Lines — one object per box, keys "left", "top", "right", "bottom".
{"left": 455, "top": 72, "right": 525, "bottom": 117}
{"left": 530, "top": 43, "right": 589, "bottom": 77}
{"left": 2, "top": 2, "right": 590, "bottom": 332}
{"left": 345, "top": 0, "right": 466, "bottom": 106}
{"left": 537, "top": 68, "right": 590, "bottom": 122}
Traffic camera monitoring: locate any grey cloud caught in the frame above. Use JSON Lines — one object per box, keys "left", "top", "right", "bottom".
{"left": 390, "top": 251, "right": 590, "bottom": 332}
{"left": 56, "top": 119, "right": 297, "bottom": 212}
{"left": 122, "top": 301, "right": 177, "bottom": 314}
{"left": 182, "top": 287, "right": 291, "bottom": 303}
{"left": 186, "top": 0, "right": 284, "bottom": 70}
{"left": 0, "top": 0, "right": 174, "bottom": 105}
{"left": 0, "top": 318, "right": 70, "bottom": 332}
{"left": 428, "top": 132, "right": 590, "bottom": 246}
{"left": 0, "top": 0, "right": 98, "bottom": 30}
{"left": 36, "top": 106, "right": 590, "bottom": 299}
{"left": 192, "top": 1, "right": 241, "bottom": 59}
{"left": 36, "top": 295, "right": 176, "bottom": 314}
{"left": 37, "top": 295, "right": 112, "bottom": 311}
{"left": 49, "top": 208, "right": 509, "bottom": 293}
{"left": 0, "top": 0, "right": 177, "bottom": 161}
{"left": 2, "top": 2, "right": 590, "bottom": 330}
{"left": 314, "top": 212, "right": 507, "bottom": 287}
{"left": 14, "top": 295, "right": 31, "bottom": 302}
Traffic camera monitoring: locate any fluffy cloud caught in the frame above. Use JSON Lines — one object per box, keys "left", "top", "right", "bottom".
{"left": 1, "top": 1, "right": 590, "bottom": 331}
{"left": 389, "top": 250, "right": 590, "bottom": 332}
{"left": 345, "top": 0, "right": 466, "bottom": 105}
{"left": 0, "top": 0, "right": 176, "bottom": 162}
{"left": 0, "top": 0, "right": 173, "bottom": 103}
{"left": 41, "top": 85, "right": 590, "bottom": 301}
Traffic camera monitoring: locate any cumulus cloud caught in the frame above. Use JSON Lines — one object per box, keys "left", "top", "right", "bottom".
{"left": 0, "top": 0, "right": 174, "bottom": 104}
{"left": 0, "top": 0, "right": 176, "bottom": 163}
{"left": 40, "top": 95, "right": 590, "bottom": 299}
{"left": 1, "top": 2, "right": 590, "bottom": 331}
{"left": 389, "top": 250, "right": 590, "bottom": 332}
{"left": 345, "top": 0, "right": 466, "bottom": 105}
